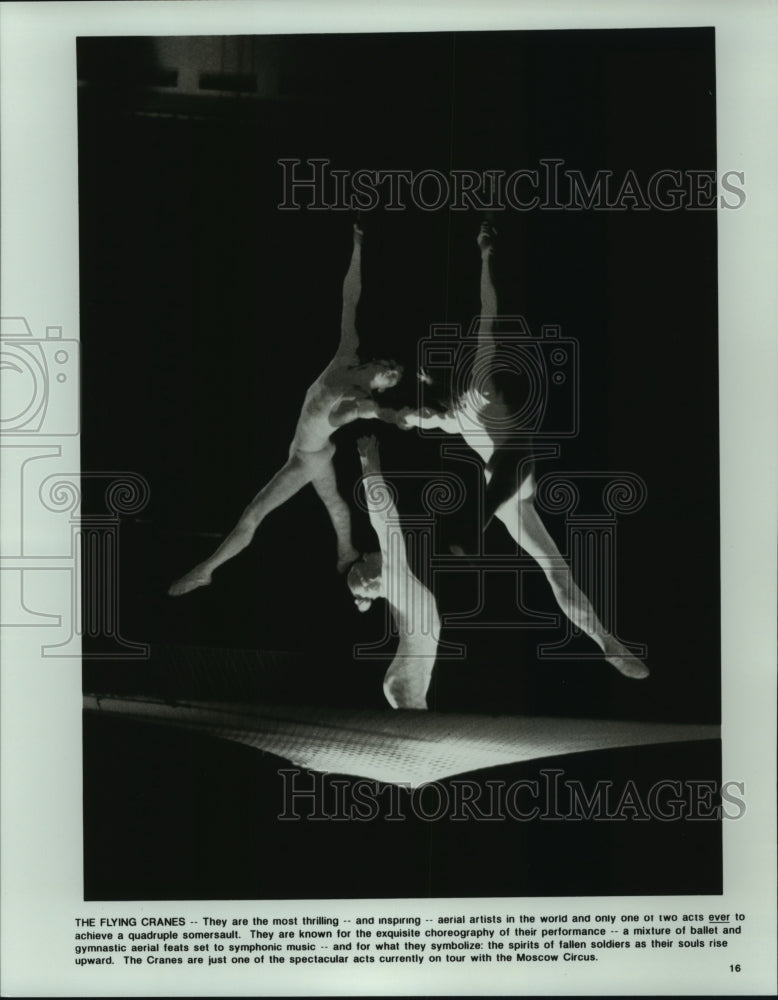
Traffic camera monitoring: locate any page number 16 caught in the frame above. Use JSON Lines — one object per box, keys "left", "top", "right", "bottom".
{"left": 730, "top": 965, "right": 742, "bottom": 972}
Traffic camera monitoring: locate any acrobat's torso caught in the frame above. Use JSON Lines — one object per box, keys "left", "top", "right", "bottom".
{"left": 290, "top": 363, "right": 368, "bottom": 455}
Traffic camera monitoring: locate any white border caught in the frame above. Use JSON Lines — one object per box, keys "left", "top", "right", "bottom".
{"left": 1, "top": 1, "right": 776, "bottom": 996}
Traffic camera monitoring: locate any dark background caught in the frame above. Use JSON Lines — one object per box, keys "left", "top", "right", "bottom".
{"left": 78, "top": 29, "right": 721, "bottom": 899}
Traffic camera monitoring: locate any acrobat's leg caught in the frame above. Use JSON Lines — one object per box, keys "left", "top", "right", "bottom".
{"left": 356, "top": 436, "right": 438, "bottom": 710}
{"left": 382, "top": 576, "right": 439, "bottom": 711}
{"left": 494, "top": 497, "right": 650, "bottom": 679}
{"left": 473, "top": 218, "right": 499, "bottom": 397}
{"left": 311, "top": 459, "right": 359, "bottom": 573}
{"left": 168, "top": 454, "right": 314, "bottom": 595}
{"left": 335, "top": 222, "right": 364, "bottom": 363}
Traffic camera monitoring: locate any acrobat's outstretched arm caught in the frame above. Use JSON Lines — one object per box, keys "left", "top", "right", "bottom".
{"left": 336, "top": 223, "right": 363, "bottom": 363}
{"left": 357, "top": 435, "right": 408, "bottom": 571}
{"left": 357, "top": 435, "right": 439, "bottom": 710}
{"left": 493, "top": 497, "right": 649, "bottom": 680}
{"left": 168, "top": 452, "right": 318, "bottom": 596}
{"left": 378, "top": 219, "right": 502, "bottom": 435}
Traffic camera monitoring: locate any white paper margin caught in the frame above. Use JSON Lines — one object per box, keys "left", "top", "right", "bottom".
{"left": 1, "top": 1, "right": 776, "bottom": 996}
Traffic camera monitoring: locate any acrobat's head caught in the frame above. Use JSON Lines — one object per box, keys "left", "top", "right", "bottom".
{"left": 357, "top": 360, "right": 403, "bottom": 392}
{"left": 346, "top": 551, "right": 384, "bottom": 611}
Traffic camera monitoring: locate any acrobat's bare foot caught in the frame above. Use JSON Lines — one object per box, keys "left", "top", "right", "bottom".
{"left": 606, "top": 652, "right": 650, "bottom": 680}
{"left": 168, "top": 565, "right": 213, "bottom": 597}
{"left": 353, "top": 222, "right": 364, "bottom": 245}
{"left": 337, "top": 546, "right": 360, "bottom": 574}
{"left": 477, "top": 220, "right": 496, "bottom": 255}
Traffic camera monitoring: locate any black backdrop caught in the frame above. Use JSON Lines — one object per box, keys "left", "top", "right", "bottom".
{"left": 78, "top": 29, "right": 720, "bottom": 899}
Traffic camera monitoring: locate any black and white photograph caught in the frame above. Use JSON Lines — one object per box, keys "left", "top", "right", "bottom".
{"left": 1, "top": 2, "right": 776, "bottom": 997}
{"left": 78, "top": 28, "right": 722, "bottom": 900}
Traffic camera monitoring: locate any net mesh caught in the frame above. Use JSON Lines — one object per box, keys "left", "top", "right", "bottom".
{"left": 84, "top": 694, "right": 718, "bottom": 787}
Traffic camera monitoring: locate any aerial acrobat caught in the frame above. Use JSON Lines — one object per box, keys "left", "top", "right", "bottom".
{"left": 395, "top": 219, "right": 649, "bottom": 680}
{"left": 168, "top": 216, "right": 647, "bottom": 687}
{"left": 168, "top": 223, "right": 401, "bottom": 596}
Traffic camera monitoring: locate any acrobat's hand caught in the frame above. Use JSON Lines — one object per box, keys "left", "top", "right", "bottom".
{"left": 356, "top": 434, "right": 380, "bottom": 473}
{"left": 353, "top": 222, "right": 364, "bottom": 246}
{"left": 392, "top": 406, "right": 440, "bottom": 431}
